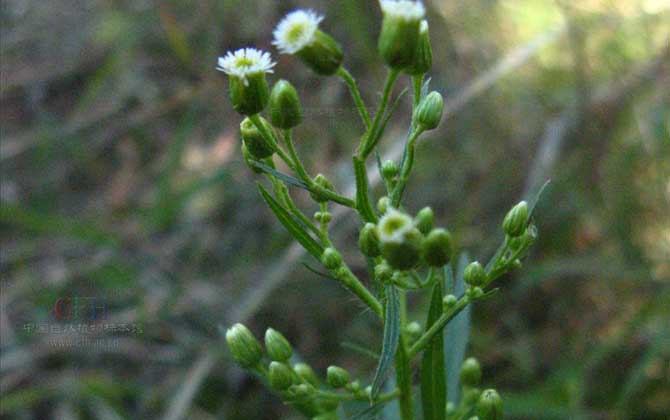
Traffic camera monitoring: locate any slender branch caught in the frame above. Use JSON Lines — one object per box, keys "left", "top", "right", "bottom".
{"left": 248, "top": 114, "right": 294, "bottom": 170}
{"left": 330, "top": 263, "right": 383, "bottom": 318}
{"left": 407, "top": 295, "right": 471, "bottom": 358}
{"left": 395, "top": 289, "right": 414, "bottom": 420}
{"left": 391, "top": 127, "right": 425, "bottom": 207}
{"left": 338, "top": 67, "right": 371, "bottom": 128}
{"left": 359, "top": 68, "right": 401, "bottom": 158}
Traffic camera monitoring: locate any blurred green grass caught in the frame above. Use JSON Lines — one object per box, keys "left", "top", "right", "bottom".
{"left": 1, "top": 0, "right": 669, "bottom": 419}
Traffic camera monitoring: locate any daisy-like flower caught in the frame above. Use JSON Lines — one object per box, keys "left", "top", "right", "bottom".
{"left": 272, "top": 9, "right": 343, "bottom": 75}
{"left": 217, "top": 48, "right": 275, "bottom": 115}
{"left": 272, "top": 10, "right": 323, "bottom": 55}
{"left": 378, "top": 208, "right": 414, "bottom": 244}
{"left": 379, "top": 0, "right": 426, "bottom": 21}
{"left": 217, "top": 48, "right": 275, "bottom": 83}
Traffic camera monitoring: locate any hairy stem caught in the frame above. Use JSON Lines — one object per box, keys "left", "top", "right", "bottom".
{"left": 338, "top": 67, "right": 371, "bottom": 128}
{"left": 395, "top": 289, "right": 414, "bottom": 420}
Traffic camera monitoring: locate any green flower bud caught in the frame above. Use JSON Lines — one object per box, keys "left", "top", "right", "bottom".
{"left": 405, "top": 20, "right": 432, "bottom": 75}
{"left": 374, "top": 261, "right": 393, "bottom": 283}
{"left": 225, "top": 323, "right": 263, "bottom": 368}
{"left": 326, "top": 366, "right": 350, "bottom": 388}
{"left": 359, "top": 223, "right": 381, "bottom": 257}
{"left": 313, "top": 412, "right": 339, "bottom": 420}
{"left": 405, "top": 321, "right": 422, "bottom": 342}
{"left": 468, "top": 417, "right": 481, "bottom": 420}
{"left": 382, "top": 159, "right": 399, "bottom": 180}
{"left": 446, "top": 402, "right": 456, "bottom": 416}
{"left": 269, "top": 361, "right": 295, "bottom": 391}
{"left": 269, "top": 79, "right": 302, "bottom": 129}
{"left": 460, "top": 357, "right": 482, "bottom": 387}
{"left": 442, "top": 294, "right": 457, "bottom": 311}
{"left": 240, "top": 117, "right": 274, "bottom": 159}
{"left": 297, "top": 30, "right": 344, "bottom": 75}
{"left": 289, "top": 383, "right": 315, "bottom": 398}
{"left": 240, "top": 143, "right": 263, "bottom": 173}
{"left": 310, "top": 173, "right": 335, "bottom": 203}
{"left": 218, "top": 48, "right": 275, "bottom": 116}
{"left": 346, "top": 380, "right": 361, "bottom": 393}
{"left": 463, "top": 387, "right": 482, "bottom": 407}
{"left": 378, "top": 1, "right": 426, "bottom": 69}
{"left": 294, "top": 363, "right": 319, "bottom": 387}
{"left": 422, "top": 228, "right": 452, "bottom": 267}
{"left": 264, "top": 328, "right": 293, "bottom": 362}
{"left": 467, "top": 286, "right": 484, "bottom": 300}
{"left": 477, "top": 389, "right": 503, "bottom": 420}
{"left": 502, "top": 200, "right": 528, "bottom": 237}
{"left": 463, "top": 261, "right": 486, "bottom": 287}
{"left": 415, "top": 91, "right": 444, "bottom": 130}
{"left": 377, "top": 196, "right": 392, "bottom": 215}
{"left": 321, "top": 248, "right": 342, "bottom": 270}
{"left": 414, "top": 207, "right": 434, "bottom": 234}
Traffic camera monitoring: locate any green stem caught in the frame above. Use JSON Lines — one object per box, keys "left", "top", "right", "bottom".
{"left": 412, "top": 74, "right": 424, "bottom": 109}
{"left": 359, "top": 68, "right": 401, "bottom": 158}
{"left": 353, "top": 156, "right": 378, "bottom": 223}
{"left": 391, "top": 127, "right": 425, "bottom": 207}
{"left": 331, "top": 264, "right": 383, "bottom": 318}
{"left": 407, "top": 295, "right": 471, "bottom": 358}
{"left": 248, "top": 114, "right": 294, "bottom": 170}
{"left": 337, "top": 67, "right": 371, "bottom": 128}
{"left": 395, "top": 289, "right": 414, "bottom": 420}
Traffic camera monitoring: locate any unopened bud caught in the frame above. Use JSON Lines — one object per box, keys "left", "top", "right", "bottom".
{"left": 422, "top": 228, "right": 452, "bottom": 267}
{"left": 460, "top": 357, "right": 482, "bottom": 387}
{"left": 326, "top": 366, "right": 350, "bottom": 388}
{"left": 311, "top": 173, "right": 335, "bottom": 203}
{"left": 321, "top": 248, "right": 342, "bottom": 270}
{"left": 415, "top": 91, "right": 443, "bottom": 130}
{"left": 405, "top": 20, "right": 432, "bottom": 75}
{"left": 382, "top": 159, "right": 399, "bottom": 180}
{"left": 359, "top": 223, "right": 381, "bottom": 257}
{"left": 463, "top": 261, "right": 486, "bottom": 287}
{"left": 269, "top": 361, "right": 295, "bottom": 391}
{"left": 377, "top": 196, "right": 392, "bottom": 215}
{"left": 225, "top": 323, "right": 263, "bottom": 368}
{"left": 405, "top": 321, "right": 422, "bottom": 342}
{"left": 269, "top": 79, "right": 302, "bottom": 129}
{"left": 240, "top": 117, "right": 274, "bottom": 159}
{"left": 414, "top": 207, "right": 434, "bottom": 234}
{"left": 477, "top": 389, "right": 503, "bottom": 420}
{"left": 294, "top": 363, "right": 319, "bottom": 387}
{"left": 374, "top": 262, "right": 393, "bottom": 283}
{"left": 502, "top": 201, "right": 528, "bottom": 237}
{"left": 443, "top": 294, "right": 457, "bottom": 311}
{"left": 467, "top": 286, "right": 484, "bottom": 299}
{"left": 265, "top": 328, "right": 293, "bottom": 362}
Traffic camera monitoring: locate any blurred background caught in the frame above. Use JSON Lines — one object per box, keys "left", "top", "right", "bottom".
{"left": 1, "top": 0, "right": 669, "bottom": 419}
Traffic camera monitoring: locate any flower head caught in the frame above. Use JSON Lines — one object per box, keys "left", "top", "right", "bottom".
{"left": 378, "top": 208, "right": 414, "bottom": 243}
{"left": 217, "top": 48, "right": 275, "bottom": 83}
{"left": 273, "top": 10, "right": 324, "bottom": 54}
{"left": 379, "top": 0, "right": 426, "bottom": 21}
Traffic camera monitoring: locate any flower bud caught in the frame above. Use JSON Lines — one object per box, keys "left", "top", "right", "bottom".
{"left": 326, "top": 366, "right": 350, "bottom": 388}
{"left": 378, "top": 1, "right": 426, "bottom": 69}
{"left": 264, "top": 328, "right": 293, "bottom": 362}
{"left": 463, "top": 387, "right": 482, "bottom": 407}
{"left": 446, "top": 402, "right": 456, "bottom": 416}
{"left": 241, "top": 143, "right": 263, "bottom": 173}
{"left": 502, "top": 201, "right": 528, "bottom": 237}
{"left": 414, "top": 207, "right": 434, "bottom": 234}
{"left": 269, "top": 79, "right": 303, "bottom": 129}
{"left": 405, "top": 20, "right": 432, "bottom": 75}
{"left": 460, "top": 357, "right": 482, "bottom": 387}
{"left": 321, "top": 248, "right": 342, "bottom": 270}
{"left": 377, "top": 196, "right": 392, "bottom": 215}
{"left": 467, "top": 286, "right": 484, "bottom": 300}
{"left": 240, "top": 117, "right": 274, "bottom": 159}
{"left": 382, "top": 159, "right": 399, "bottom": 180}
{"left": 225, "top": 323, "right": 263, "bottom": 368}
{"left": 311, "top": 173, "right": 335, "bottom": 203}
{"left": 374, "top": 261, "right": 393, "bottom": 283}
{"left": 378, "top": 209, "right": 423, "bottom": 270}
{"left": 442, "top": 294, "right": 457, "bottom": 311}
{"left": 294, "top": 363, "right": 319, "bottom": 386}
{"left": 463, "top": 261, "right": 486, "bottom": 287}
{"left": 422, "top": 228, "right": 452, "bottom": 267}
{"left": 346, "top": 380, "right": 361, "bottom": 393}
{"left": 269, "top": 361, "right": 295, "bottom": 391}
{"left": 415, "top": 91, "right": 443, "bottom": 130}
{"left": 296, "top": 30, "right": 344, "bottom": 75}
{"left": 218, "top": 48, "right": 275, "bottom": 116}
{"left": 477, "top": 389, "right": 503, "bottom": 420}
{"left": 359, "top": 223, "right": 381, "bottom": 257}
{"left": 405, "top": 321, "right": 422, "bottom": 342}
{"left": 289, "top": 383, "right": 315, "bottom": 398}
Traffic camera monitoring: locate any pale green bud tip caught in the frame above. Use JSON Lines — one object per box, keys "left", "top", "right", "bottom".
{"left": 240, "top": 117, "right": 274, "bottom": 159}
{"left": 269, "top": 79, "right": 303, "bottom": 129}
{"left": 446, "top": 402, "right": 456, "bottom": 415}
{"left": 467, "top": 286, "right": 484, "bottom": 299}
{"left": 321, "top": 248, "right": 342, "bottom": 270}
{"left": 294, "top": 363, "right": 319, "bottom": 386}
{"left": 311, "top": 173, "right": 335, "bottom": 202}
{"left": 405, "top": 20, "right": 432, "bottom": 75}
{"left": 378, "top": 1, "right": 426, "bottom": 68}
{"left": 374, "top": 262, "right": 393, "bottom": 282}
{"left": 326, "top": 365, "right": 350, "bottom": 388}
{"left": 381, "top": 159, "right": 399, "bottom": 179}
{"left": 264, "top": 328, "right": 293, "bottom": 362}
{"left": 477, "top": 389, "right": 503, "bottom": 420}
{"left": 463, "top": 261, "right": 486, "bottom": 287}
{"left": 377, "top": 196, "right": 392, "bottom": 215}
{"left": 422, "top": 228, "right": 452, "bottom": 267}
{"left": 218, "top": 48, "right": 275, "bottom": 115}
{"left": 225, "top": 323, "right": 263, "bottom": 368}
{"left": 443, "top": 294, "right": 457, "bottom": 311}
{"left": 405, "top": 321, "right": 422, "bottom": 341}
{"left": 359, "top": 223, "right": 381, "bottom": 258}
{"left": 503, "top": 200, "right": 528, "bottom": 237}
{"left": 414, "top": 207, "right": 434, "bottom": 234}
{"left": 269, "top": 361, "right": 295, "bottom": 390}
{"left": 415, "top": 91, "right": 443, "bottom": 130}
{"left": 460, "top": 357, "right": 482, "bottom": 387}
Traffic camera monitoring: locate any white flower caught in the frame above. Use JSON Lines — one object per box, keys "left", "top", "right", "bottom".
{"left": 217, "top": 48, "right": 275, "bottom": 81}
{"left": 379, "top": 0, "right": 425, "bottom": 21}
{"left": 273, "top": 9, "right": 323, "bottom": 54}
{"left": 378, "top": 209, "right": 414, "bottom": 243}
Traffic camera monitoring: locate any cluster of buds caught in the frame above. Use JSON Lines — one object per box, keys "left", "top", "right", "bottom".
{"left": 364, "top": 207, "right": 452, "bottom": 271}
{"left": 442, "top": 357, "right": 503, "bottom": 420}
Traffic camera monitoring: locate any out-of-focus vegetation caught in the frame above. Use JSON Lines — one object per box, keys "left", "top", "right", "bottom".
{"left": 1, "top": 0, "right": 668, "bottom": 419}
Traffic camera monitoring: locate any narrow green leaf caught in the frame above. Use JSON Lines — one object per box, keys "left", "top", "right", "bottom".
{"left": 258, "top": 184, "right": 324, "bottom": 259}
{"left": 371, "top": 284, "right": 401, "bottom": 398}
{"left": 421, "top": 279, "right": 446, "bottom": 420}
{"left": 250, "top": 161, "right": 311, "bottom": 190}
{"left": 340, "top": 341, "right": 380, "bottom": 360}
{"left": 301, "top": 262, "right": 337, "bottom": 281}
{"left": 353, "top": 156, "right": 378, "bottom": 223}
{"left": 445, "top": 253, "right": 472, "bottom": 404}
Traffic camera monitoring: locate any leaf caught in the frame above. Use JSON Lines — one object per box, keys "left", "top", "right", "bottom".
{"left": 258, "top": 184, "right": 324, "bottom": 259}
{"left": 421, "top": 77, "right": 432, "bottom": 98}
{"left": 249, "top": 161, "right": 311, "bottom": 190}
{"left": 371, "top": 284, "right": 401, "bottom": 398}
{"left": 420, "top": 280, "right": 446, "bottom": 420}
{"left": 301, "top": 262, "right": 337, "bottom": 281}
{"left": 445, "top": 254, "right": 472, "bottom": 404}
{"left": 341, "top": 341, "right": 380, "bottom": 360}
